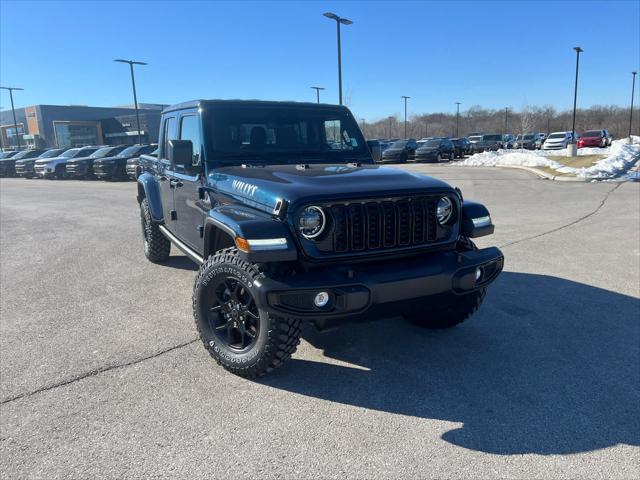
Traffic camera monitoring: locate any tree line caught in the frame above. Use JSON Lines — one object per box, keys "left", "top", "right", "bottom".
{"left": 359, "top": 104, "right": 639, "bottom": 140}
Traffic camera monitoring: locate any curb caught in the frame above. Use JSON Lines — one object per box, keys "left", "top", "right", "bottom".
{"left": 496, "top": 165, "right": 589, "bottom": 182}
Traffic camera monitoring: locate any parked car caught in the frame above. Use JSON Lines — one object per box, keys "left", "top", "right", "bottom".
{"left": 0, "top": 151, "right": 18, "bottom": 159}
{"left": 542, "top": 131, "right": 575, "bottom": 150}
{"left": 451, "top": 138, "right": 472, "bottom": 158}
{"left": 502, "top": 134, "right": 516, "bottom": 149}
{"left": 34, "top": 146, "right": 99, "bottom": 179}
{"left": 414, "top": 137, "right": 456, "bottom": 162}
{"left": 380, "top": 139, "right": 418, "bottom": 163}
{"left": 514, "top": 133, "right": 540, "bottom": 150}
{"left": 468, "top": 135, "right": 483, "bottom": 153}
{"left": 127, "top": 147, "right": 159, "bottom": 179}
{"left": 366, "top": 140, "right": 383, "bottom": 163}
{"left": 66, "top": 145, "right": 127, "bottom": 179}
{"left": 577, "top": 130, "right": 607, "bottom": 149}
{"left": 471, "top": 134, "right": 503, "bottom": 153}
{"left": 0, "top": 149, "right": 44, "bottom": 177}
{"left": 93, "top": 144, "right": 157, "bottom": 180}
{"left": 135, "top": 99, "right": 503, "bottom": 378}
{"left": 15, "top": 148, "right": 67, "bottom": 178}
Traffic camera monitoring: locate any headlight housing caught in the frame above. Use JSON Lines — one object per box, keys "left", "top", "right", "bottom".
{"left": 436, "top": 197, "right": 454, "bottom": 225}
{"left": 298, "top": 206, "right": 326, "bottom": 239}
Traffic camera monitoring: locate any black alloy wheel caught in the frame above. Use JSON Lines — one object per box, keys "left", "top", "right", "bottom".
{"left": 207, "top": 275, "right": 260, "bottom": 351}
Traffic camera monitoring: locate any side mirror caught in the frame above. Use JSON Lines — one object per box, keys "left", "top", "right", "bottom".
{"left": 168, "top": 139, "right": 193, "bottom": 167}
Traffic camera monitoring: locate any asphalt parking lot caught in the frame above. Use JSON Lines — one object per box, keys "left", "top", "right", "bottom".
{"left": 1, "top": 167, "right": 639, "bottom": 479}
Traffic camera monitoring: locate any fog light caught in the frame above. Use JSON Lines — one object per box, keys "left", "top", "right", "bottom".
{"left": 314, "top": 291, "right": 330, "bottom": 308}
{"left": 475, "top": 267, "right": 483, "bottom": 282}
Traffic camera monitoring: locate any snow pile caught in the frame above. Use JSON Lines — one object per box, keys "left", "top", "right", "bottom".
{"left": 454, "top": 136, "right": 640, "bottom": 179}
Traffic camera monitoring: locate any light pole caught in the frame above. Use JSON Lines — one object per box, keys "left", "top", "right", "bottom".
{"left": 401, "top": 96, "right": 410, "bottom": 138}
{"left": 629, "top": 71, "right": 637, "bottom": 140}
{"left": 114, "top": 59, "right": 147, "bottom": 144}
{"left": 323, "top": 12, "right": 353, "bottom": 105}
{"left": 360, "top": 118, "right": 366, "bottom": 137}
{"left": 310, "top": 86, "right": 325, "bottom": 104}
{"left": 571, "top": 47, "right": 583, "bottom": 142}
{"left": 504, "top": 107, "right": 509, "bottom": 134}
{"left": 455, "top": 102, "right": 461, "bottom": 137}
{"left": 424, "top": 121, "right": 428, "bottom": 138}
{"left": 0, "top": 86, "right": 24, "bottom": 149}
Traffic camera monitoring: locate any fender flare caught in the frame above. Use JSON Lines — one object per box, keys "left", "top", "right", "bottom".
{"left": 203, "top": 204, "right": 297, "bottom": 262}
{"left": 460, "top": 200, "right": 494, "bottom": 238}
{"left": 136, "top": 172, "right": 164, "bottom": 222}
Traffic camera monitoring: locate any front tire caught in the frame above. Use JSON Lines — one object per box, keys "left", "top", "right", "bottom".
{"left": 193, "top": 248, "right": 302, "bottom": 378}
{"left": 140, "top": 198, "right": 171, "bottom": 263}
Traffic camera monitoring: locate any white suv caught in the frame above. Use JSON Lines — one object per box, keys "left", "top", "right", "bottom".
{"left": 542, "top": 131, "right": 575, "bottom": 150}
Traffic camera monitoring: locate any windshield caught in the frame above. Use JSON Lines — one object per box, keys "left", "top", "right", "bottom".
{"left": 469, "top": 136, "right": 482, "bottom": 142}
{"left": 0, "top": 151, "right": 17, "bottom": 159}
{"left": 483, "top": 135, "right": 502, "bottom": 141}
{"left": 61, "top": 149, "right": 81, "bottom": 158}
{"left": 581, "top": 131, "right": 601, "bottom": 137}
{"left": 524, "top": 134, "right": 535, "bottom": 140}
{"left": 12, "top": 150, "right": 40, "bottom": 159}
{"left": 91, "top": 147, "right": 118, "bottom": 158}
{"left": 390, "top": 141, "right": 408, "bottom": 149}
{"left": 423, "top": 139, "right": 441, "bottom": 147}
{"left": 204, "top": 106, "right": 368, "bottom": 165}
{"left": 38, "top": 149, "right": 65, "bottom": 158}
{"left": 548, "top": 133, "right": 566, "bottom": 139}
{"left": 117, "top": 146, "right": 143, "bottom": 157}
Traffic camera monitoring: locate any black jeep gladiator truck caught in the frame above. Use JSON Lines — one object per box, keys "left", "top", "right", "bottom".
{"left": 136, "top": 100, "right": 503, "bottom": 378}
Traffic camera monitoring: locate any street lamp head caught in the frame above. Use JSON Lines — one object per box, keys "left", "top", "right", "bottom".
{"left": 114, "top": 59, "right": 147, "bottom": 65}
{"left": 633, "top": 71, "right": 638, "bottom": 76}
{"left": 323, "top": 12, "right": 339, "bottom": 21}
{"left": 0, "top": 86, "right": 24, "bottom": 91}
{"left": 310, "top": 86, "right": 325, "bottom": 90}
{"left": 339, "top": 18, "right": 353, "bottom": 25}
{"left": 573, "top": 46, "right": 583, "bottom": 53}
{"left": 401, "top": 96, "right": 411, "bottom": 100}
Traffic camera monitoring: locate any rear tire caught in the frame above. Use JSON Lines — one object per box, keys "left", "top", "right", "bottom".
{"left": 140, "top": 198, "right": 171, "bottom": 263}
{"left": 193, "top": 248, "right": 302, "bottom": 377}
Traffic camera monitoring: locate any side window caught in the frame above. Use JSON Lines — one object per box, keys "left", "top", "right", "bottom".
{"left": 162, "top": 116, "right": 176, "bottom": 159}
{"left": 179, "top": 115, "right": 202, "bottom": 168}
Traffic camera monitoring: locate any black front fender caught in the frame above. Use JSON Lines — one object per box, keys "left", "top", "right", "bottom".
{"left": 137, "top": 173, "right": 163, "bottom": 222}
{"left": 204, "top": 204, "right": 297, "bottom": 262}
{"left": 460, "top": 200, "right": 494, "bottom": 238}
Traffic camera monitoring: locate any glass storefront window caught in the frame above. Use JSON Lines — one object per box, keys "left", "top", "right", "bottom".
{"left": 54, "top": 123, "right": 99, "bottom": 147}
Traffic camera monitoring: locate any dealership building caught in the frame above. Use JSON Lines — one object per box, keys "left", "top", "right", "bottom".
{"left": 0, "top": 103, "right": 167, "bottom": 150}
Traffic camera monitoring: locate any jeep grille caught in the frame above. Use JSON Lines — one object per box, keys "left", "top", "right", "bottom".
{"left": 306, "top": 195, "right": 457, "bottom": 257}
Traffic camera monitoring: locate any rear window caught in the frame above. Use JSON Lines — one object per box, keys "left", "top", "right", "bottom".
{"left": 468, "top": 136, "right": 482, "bottom": 142}
{"left": 548, "top": 133, "right": 567, "bottom": 139}
{"left": 581, "top": 131, "right": 601, "bottom": 138}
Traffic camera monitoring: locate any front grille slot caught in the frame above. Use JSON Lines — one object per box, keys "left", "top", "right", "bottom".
{"left": 320, "top": 196, "right": 449, "bottom": 255}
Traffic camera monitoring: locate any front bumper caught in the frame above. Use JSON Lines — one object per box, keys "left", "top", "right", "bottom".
{"left": 126, "top": 164, "right": 138, "bottom": 179}
{"left": 94, "top": 162, "right": 118, "bottom": 178}
{"left": 542, "top": 144, "right": 566, "bottom": 150}
{"left": 15, "top": 162, "right": 35, "bottom": 176}
{"left": 34, "top": 164, "right": 55, "bottom": 177}
{"left": 254, "top": 246, "right": 504, "bottom": 321}
{"left": 415, "top": 152, "right": 439, "bottom": 161}
{"left": 66, "top": 162, "right": 91, "bottom": 177}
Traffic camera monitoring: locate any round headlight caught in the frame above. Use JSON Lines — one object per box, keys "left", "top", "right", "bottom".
{"left": 436, "top": 197, "right": 453, "bottom": 224}
{"left": 299, "top": 206, "right": 326, "bottom": 239}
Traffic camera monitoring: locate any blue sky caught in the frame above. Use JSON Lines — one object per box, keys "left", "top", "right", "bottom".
{"left": 1, "top": 0, "right": 638, "bottom": 121}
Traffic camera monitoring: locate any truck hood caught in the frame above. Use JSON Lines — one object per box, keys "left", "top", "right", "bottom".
{"left": 209, "top": 163, "right": 454, "bottom": 213}
{"left": 35, "top": 156, "right": 68, "bottom": 166}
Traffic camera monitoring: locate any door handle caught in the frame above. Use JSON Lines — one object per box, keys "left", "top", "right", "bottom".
{"left": 169, "top": 179, "right": 183, "bottom": 188}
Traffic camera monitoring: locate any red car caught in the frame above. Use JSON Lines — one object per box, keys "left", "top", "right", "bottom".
{"left": 577, "top": 130, "right": 607, "bottom": 148}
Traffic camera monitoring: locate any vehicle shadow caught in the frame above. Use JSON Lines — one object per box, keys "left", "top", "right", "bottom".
{"left": 260, "top": 272, "right": 640, "bottom": 455}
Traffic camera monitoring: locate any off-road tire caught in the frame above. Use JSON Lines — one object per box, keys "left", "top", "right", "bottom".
{"left": 193, "top": 248, "right": 302, "bottom": 378}
{"left": 140, "top": 198, "right": 170, "bottom": 263}
{"left": 404, "top": 237, "right": 486, "bottom": 329}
